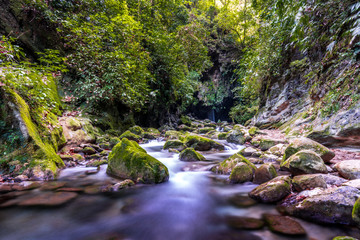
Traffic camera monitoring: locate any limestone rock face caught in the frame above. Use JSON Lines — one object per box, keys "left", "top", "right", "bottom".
{"left": 280, "top": 150, "right": 328, "bottom": 175}
{"left": 283, "top": 137, "right": 335, "bottom": 163}
{"left": 334, "top": 160, "right": 360, "bottom": 180}
{"left": 107, "top": 138, "right": 169, "bottom": 184}
{"left": 249, "top": 176, "right": 292, "bottom": 203}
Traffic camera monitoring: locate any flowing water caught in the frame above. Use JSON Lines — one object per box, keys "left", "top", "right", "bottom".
{"left": 0, "top": 141, "right": 359, "bottom": 240}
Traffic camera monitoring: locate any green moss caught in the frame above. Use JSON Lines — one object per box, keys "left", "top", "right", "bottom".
{"left": 352, "top": 197, "right": 360, "bottom": 226}
{"left": 259, "top": 139, "right": 276, "bottom": 151}
{"left": 248, "top": 126, "right": 259, "bottom": 136}
{"left": 199, "top": 127, "right": 214, "bottom": 134}
{"left": 180, "top": 115, "right": 192, "bottom": 126}
{"left": 120, "top": 130, "right": 142, "bottom": 142}
{"left": 66, "top": 117, "right": 82, "bottom": 130}
{"left": 229, "top": 162, "right": 253, "bottom": 183}
{"left": 165, "top": 130, "right": 185, "bottom": 140}
{"left": 163, "top": 140, "right": 186, "bottom": 151}
{"left": 333, "top": 237, "right": 358, "bottom": 240}
{"left": 184, "top": 134, "right": 224, "bottom": 151}
{"left": 107, "top": 138, "right": 169, "bottom": 183}
{"left": 218, "top": 132, "right": 228, "bottom": 140}
{"left": 72, "top": 154, "right": 83, "bottom": 161}
{"left": 86, "top": 159, "right": 108, "bottom": 167}
{"left": 109, "top": 137, "right": 121, "bottom": 148}
{"left": 217, "top": 153, "right": 256, "bottom": 174}
{"left": 129, "top": 125, "right": 145, "bottom": 136}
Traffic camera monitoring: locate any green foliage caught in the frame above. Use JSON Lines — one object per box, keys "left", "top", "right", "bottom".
{"left": 229, "top": 103, "right": 258, "bottom": 124}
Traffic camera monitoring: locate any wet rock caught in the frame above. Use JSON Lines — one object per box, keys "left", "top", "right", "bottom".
{"left": 128, "top": 125, "right": 145, "bottom": 136}
{"left": 12, "top": 182, "right": 41, "bottom": 191}
{"left": 253, "top": 163, "right": 277, "bottom": 184}
{"left": 226, "top": 129, "right": 246, "bottom": 144}
{"left": 199, "top": 127, "right": 215, "bottom": 134}
{"left": 352, "top": 197, "right": 360, "bottom": 226}
{"left": 84, "top": 185, "right": 101, "bottom": 194}
{"left": 99, "top": 142, "right": 111, "bottom": 150}
{"left": 59, "top": 155, "right": 74, "bottom": 161}
{"left": 321, "top": 174, "right": 348, "bottom": 186}
{"left": 107, "top": 138, "right": 169, "bottom": 184}
{"left": 228, "top": 194, "right": 257, "bottom": 208}
{"left": 214, "top": 154, "right": 256, "bottom": 175}
{"left": 229, "top": 163, "right": 253, "bottom": 183}
{"left": 28, "top": 166, "right": 55, "bottom": 181}
{"left": 18, "top": 192, "right": 78, "bottom": 206}
{"left": 0, "top": 184, "right": 14, "bottom": 193}
{"left": 283, "top": 137, "right": 335, "bottom": 163}
{"left": 85, "top": 167, "right": 100, "bottom": 175}
{"left": 184, "top": 135, "right": 224, "bottom": 151}
{"left": 164, "top": 130, "right": 184, "bottom": 140}
{"left": 279, "top": 186, "right": 360, "bottom": 225}
{"left": 248, "top": 158, "right": 264, "bottom": 164}
{"left": 259, "top": 153, "right": 280, "bottom": 162}
{"left": 86, "top": 159, "right": 108, "bottom": 167}
{"left": 334, "top": 160, "right": 360, "bottom": 180}
{"left": 100, "top": 150, "right": 109, "bottom": 156}
{"left": 109, "top": 137, "right": 121, "bottom": 148}
{"left": 249, "top": 176, "right": 291, "bottom": 203}
{"left": 163, "top": 140, "right": 186, "bottom": 151}
{"left": 57, "top": 187, "right": 84, "bottom": 192}
{"left": 40, "top": 182, "right": 67, "bottom": 191}
{"left": 259, "top": 138, "right": 281, "bottom": 151}
{"left": 343, "top": 179, "right": 360, "bottom": 189}
{"left": 72, "top": 153, "right": 84, "bottom": 161}
{"left": 86, "top": 153, "right": 102, "bottom": 160}
{"left": 144, "top": 128, "right": 161, "bottom": 139}
{"left": 82, "top": 146, "right": 97, "bottom": 155}
{"left": 239, "top": 147, "right": 261, "bottom": 157}
{"left": 263, "top": 214, "right": 306, "bottom": 236}
{"left": 119, "top": 130, "right": 142, "bottom": 142}
{"left": 179, "top": 148, "right": 206, "bottom": 162}
{"left": 218, "top": 132, "right": 228, "bottom": 140}
{"left": 280, "top": 150, "right": 328, "bottom": 175}
{"left": 267, "top": 144, "right": 286, "bottom": 157}
{"left": 248, "top": 126, "right": 259, "bottom": 136}
{"left": 66, "top": 117, "right": 82, "bottom": 131}
{"left": 14, "top": 174, "right": 29, "bottom": 181}
{"left": 225, "top": 216, "right": 264, "bottom": 230}
{"left": 112, "top": 179, "right": 135, "bottom": 191}
{"left": 292, "top": 174, "right": 327, "bottom": 192}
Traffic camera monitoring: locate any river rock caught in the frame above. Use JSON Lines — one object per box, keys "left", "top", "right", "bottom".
{"left": 334, "top": 160, "right": 360, "bottom": 180}
{"left": 179, "top": 148, "right": 205, "bottom": 162}
{"left": 184, "top": 135, "right": 224, "bottom": 151}
{"left": 343, "top": 179, "right": 360, "bottom": 189}
{"left": 283, "top": 137, "right": 335, "bottom": 162}
{"left": 107, "top": 138, "right": 169, "bottom": 184}
{"left": 249, "top": 176, "right": 291, "bottom": 203}
{"left": 263, "top": 214, "right": 306, "bottom": 236}
{"left": 199, "top": 127, "right": 215, "bottom": 134}
{"left": 228, "top": 194, "right": 257, "bottom": 208}
{"left": 267, "top": 144, "right": 286, "bottom": 157}
{"left": 163, "top": 140, "right": 186, "bottom": 151}
{"left": 119, "top": 130, "right": 142, "bottom": 142}
{"left": 226, "top": 129, "right": 247, "bottom": 144}
{"left": 225, "top": 216, "right": 264, "bottom": 230}
{"left": 128, "top": 125, "right": 145, "bottom": 136}
{"left": 40, "top": 182, "right": 67, "bottom": 191}
{"left": 18, "top": 192, "right": 78, "bottom": 206}
{"left": 279, "top": 186, "right": 360, "bottom": 225}
{"left": 82, "top": 146, "right": 97, "bottom": 155}
{"left": 292, "top": 174, "right": 327, "bottom": 192}
{"left": 253, "top": 163, "right": 277, "bottom": 184}
{"left": 353, "top": 197, "right": 360, "bottom": 226}
{"left": 165, "top": 130, "right": 184, "bottom": 140}
{"left": 214, "top": 154, "right": 256, "bottom": 175}
{"left": 259, "top": 138, "right": 282, "bottom": 151}
{"left": 280, "top": 150, "right": 328, "bottom": 175}
{"left": 321, "top": 174, "right": 348, "bottom": 186}
{"left": 239, "top": 147, "right": 261, "bottom": 157}
{"left": 229, "top": 163, "right": 253, "bottom": 183}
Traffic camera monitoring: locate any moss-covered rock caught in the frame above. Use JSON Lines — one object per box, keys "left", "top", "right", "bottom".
{"left": 267, "top": 144, "right": 286, "bottom": 157}
{"left": 283, "top": 137, "right": 335, "bottom": 162}
{"left": 163, "top": 140, "right": 186, "bottom": 151}
{"left": 184, "top": 135, "right": 224, "bottom": 151}
{"left": 143, "top": 128, "right": 160, "bottom": 139}
{"left": 86, "top": 159, "right": 108, "bottom": 167}
{"left": 229, "top": 162, "right": 254, "bottom": 183}
{"left": 199, "top": 127, "right": 215, "bottom": 134}
{"left": 128, "top": 125, "right": 145, "bottom": 136}
{"left": 352, "top": 197, "right": 360, "bottom": 226}
{"left": 107, "top": 138, "right": 169, "bottom": 183}
{"left": 215, "top": 153, "right": 256, "bottom": 175}
{"left": 165, "top": 130, "right": 185, "bottom": 140}
{"left": 119, "top": 130, "right": 142, "bottom": 142}
{"left": 248, "top": 126, "right": 259, "bottom": 136}
{"left": 280, "top": 150, "right": 328, "bottom": 175}
{"left": 72, "top": 154, "right": 84, "bottom": 161}
{"left": 333, "top": 237, "right": 358, "bottom": 240}
{"left": 218, "top": 132, "right": 228, "bottom": 140}
{"left": 253, "top": 163, "right": 277, "bottom": 184}
{"left": 109, "top": 137, "right": 121, "bottom": 148}
{"left": 259, "top": 138, "right": 278, "bottom": 151}
{"left": 239, "top": 147, "right": 261, "bottom": 157}
{"left": 292, "top": 174, "right": 327, "bottom": 192}
{"left": 177, "top": 124, "right": 194, "bottom": 132}
{"left": 180, "top": 115, "right": 192, "bottom": 126}
{"left": 226, "top": 129, "right": 246, "bottom": 144}
{"left": 179, "top": 148, "right": 206, "bottom": 162}
{"left": 249, "top": 176, "right": 292, "bottom": 203}
{"left": 65, "top": 117, "right": 82, "bottom": 131}
{"left": 82, "top": 146, "right": 97, "bottom": 155}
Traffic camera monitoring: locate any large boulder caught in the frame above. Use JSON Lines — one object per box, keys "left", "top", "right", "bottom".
{"left": 128, "top": 125, "right": 145, "bottom": 136}
{"left": 249, "top": 176, "right": 292, "bottom": 203}
{"left": 179, "top": 148, "right": 205, "bottom": 162}
{"left": 292, "top": 174, "right": 327, "bottom": 192}
{"left": 226, "top": 129, "right": 247, "bottom": 144}
{"left": 280, "top": 150, "right": 328, "bottom": 175}
{"left": 107, "top": 138, "right": 169, "bottom": 183}
{"left": 279, "top": 186, "right": 360, "bottom": 225}
{"left": 229, "top": 163, "right": 254, "bottom": 183}
{"left": 184, "top": 135, "right": 224, "bottom": 151}
{"left": 283, "top": 137, "right": 335, "bottom": 163}
{"left": 163, "top": 140, "right": 186, "bottom": 151}
{"left": 165, "top": 130, "right": 184, "bottom": 140}
{"left": 253, "top": 163, "right": 277, "bottom": 184}
{"left": 119, "top": 130, "right": 142, "bottom": 142}
{"left": 334, "top": 160, "right": 360, "bottom": 180}
{"left": 214, "top": 154, "right": 256, "bottom": 175}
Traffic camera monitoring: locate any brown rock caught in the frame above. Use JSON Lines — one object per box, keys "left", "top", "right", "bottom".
{"left": 225, "top": 216, "right": 264, "bottom": 230}
{"left": 228, "top": 194, "right": 257, "bottom": 208}
{"left": 263, "top": 214, "right": 306, "bottom": 235}
{"left": 18, "top": 192, "right": 78, "bottom": 206}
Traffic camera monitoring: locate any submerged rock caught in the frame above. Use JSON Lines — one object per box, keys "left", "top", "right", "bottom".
{"left": 228, "top": 194, "right": 257, "bottom": 208}
{"left": 225, "top": 216, "right": 264, "bottom": 230}
{"left": 107, "top": 138, "right": 169, "bottom": 184}
{"left": 179, "top": 148, "right": 205, "bottom": 162}
{"left": 249, "top": 176, "right": 291, "bottom": 203}
{"left": 19, "top": 192, "right": 78, "bottom": 207}
{"left": 279, "top": 186, "right": 360, "bottom": 225}
{"left": 283, "top": 137, "right": 335, "bottom": 162}
{"left": 229, "top": 163, "right": 253, "bottom": 183}
{"left": 280, "top": 150, "right": 328, "bottom": 175}
{"left": 263, "top": 214, "right": 306, "bottom": 236}
{"left": 334, "top": 160, "right": 360, "bottom": 180}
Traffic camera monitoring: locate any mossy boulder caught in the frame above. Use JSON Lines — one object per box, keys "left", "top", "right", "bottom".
{"left": 82, "top": 146, "right": 97, "bottom": 155}
{"left": 107, "top": 138, "right": 169, "bottom": 184}
{"left": 65, "top": 117, "right": 82, "bottom": 131}
{"left": 249, "top": 176, "right": 292, "bottom": 203}
{"left": 334, "top": 160, "right": 360, "bottom": 180}
{"left": 239, "top": 147, "right": 261, "bottom": 157}
{"left": 180, "top": 115, "right": 192, "bottom": 126}
{"left": 226, "top": 129, "right": 246, "bottom": 144}
{"left": 165, "top": 130, "right": 184, "bottom": 140}
{"left": 229, "top": 162, "right": 254, "bottom": 183}
{"left": 248, "top": 126, "right": 259, "bottom": 136}
{"left": 283, "top": 137, "right": 335, "bottom": 163}
{"left": 179, "top": 148, "right": 206, "bottom": 162}
{"left": 143, "top": 128, "right": 161, "bottom": 139}
{"left": 215, "top": 153, "right": 256, "bottom": 175}
{"left": 119, "top": 130, "right": 142, "bottom": 142}
{"left": 184, "top": 135, "right": 224, "bottom": 151}
{"left": 177, "top": 124, "right": 194, "bottom": 132}
{"left": 280, "top": 150, "right": 328, "bottom": 175}
{"left": 267, "top": 144, "right": 286, "bottom": 157}
{"left": 292, "top": 174, "right": 327, "bottom": 192}
{"left": 279, "top": 186, "right": 360, "bottom": 225}
{"left": 352, "top": 197, "right": 360, "bottom": 226}
{"left": 258, "top": 138, "right": 280, "bottom": 151}
{"left": 163, "top": 140, "right": 186, "bottom": 151}
{"left": 218, "top": 132, "right": 228, "bottom": 140}
{"left": 199, "top": 127, "right": 215, "bottom": 134}
{"left": 253, "top": 163, "right": 277, "bottom": 184}
{"left": 128, "top": 125, "right": 145, "bottom": 136}
{"left": 333, "top": 237, "right": 358, "bottom": 240}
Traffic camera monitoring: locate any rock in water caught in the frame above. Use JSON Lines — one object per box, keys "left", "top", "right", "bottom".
{"left": 283, "top": 137, "right": 335, "bottom": 162}
{"left": 225, "top": 216, "right": 264, "bottom": 230}
{"left": 280, "top": 150, "right": 328, "bottom": 175}
{"left": 184, "top": 135, "right": 224, "bottom": 151}
{"left": 249, "top": 176, "right": 291, "bottom": 203}
{"left": 214, "top": 153, "right": 256, "bottom": 175}
{"left": 253, "top": 163, "right": 277, "bottom": 184}
{"left": 163, "top": 140, "right": 186, "bottom": 151}
{"left": 107, "top": 138, "right": 169, "bottom": 184}
{"left": 229, "top": 163, "right": 253, "bottom": 183}
{"left": 279, "top": 186, "right": 360, "bottom": 225}
{"left": 263, "top": 214, "right": 306, "bottom": 236}
{"left": 292, "top": 174, "right": 327, "bottom": 192}
{"left": 334, "top": 160, "right": 360, "bottom": 180}
{"left": 179, "top": 148, "right": 205, "bottom": 162}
